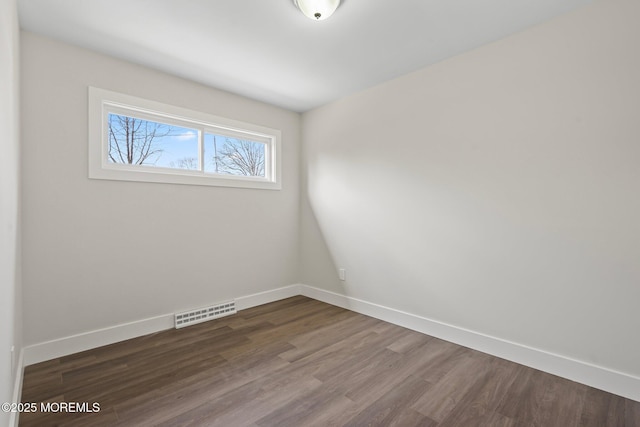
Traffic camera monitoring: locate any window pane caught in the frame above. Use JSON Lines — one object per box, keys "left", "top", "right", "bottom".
{"left": 108, "top": 113, "right": 199, "bottom": 170}
{"left": 204, "top": 133, "right": 266, "bottom": 177}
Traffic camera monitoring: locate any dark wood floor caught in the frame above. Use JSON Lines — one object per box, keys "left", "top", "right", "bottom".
{"left": 20, "top": 296, "right": 640, "bottom": 426}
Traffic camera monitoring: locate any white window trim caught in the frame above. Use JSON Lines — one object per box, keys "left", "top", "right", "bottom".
{"left": 88, "top": 87, "right": 282, "bottom": 190}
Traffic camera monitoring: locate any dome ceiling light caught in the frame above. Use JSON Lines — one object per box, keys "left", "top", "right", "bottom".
{"left": 293, "top": 0, "right": 341, "bottom": 21}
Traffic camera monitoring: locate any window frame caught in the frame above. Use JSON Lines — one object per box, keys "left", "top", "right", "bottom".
{"left": 88, "top": 87, "right": 282, "bottom": 190}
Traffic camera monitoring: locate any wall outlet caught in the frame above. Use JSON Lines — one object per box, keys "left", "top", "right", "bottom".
{"left": 339, "top": 268, "right": 346, "bottom": 281}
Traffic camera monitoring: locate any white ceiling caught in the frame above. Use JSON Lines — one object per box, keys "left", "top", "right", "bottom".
{"left": 18, "top": 0, "right": 592, "bottom": 112}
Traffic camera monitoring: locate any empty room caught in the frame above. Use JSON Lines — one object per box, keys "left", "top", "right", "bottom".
{"left": 1, "top": 0, "right": 639, "bottom": 425}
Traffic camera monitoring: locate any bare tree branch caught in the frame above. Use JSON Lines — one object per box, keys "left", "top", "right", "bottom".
{"left": 213, "top": 138, "right": 265, "bottom": 177}
{"left": 169, "top": 157, "right": 198, "bottom": 170}
{"left": 108, "top": 114, "right": 175, "bottom": 166}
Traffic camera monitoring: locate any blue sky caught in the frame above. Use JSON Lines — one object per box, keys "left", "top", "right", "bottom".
{"left": 108, "top": 113, "right": 265, "bottom": 176}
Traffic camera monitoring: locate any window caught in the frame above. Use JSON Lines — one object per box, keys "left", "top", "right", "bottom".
{"left": 88, "top": 87, "right": 281, "bottom": 189}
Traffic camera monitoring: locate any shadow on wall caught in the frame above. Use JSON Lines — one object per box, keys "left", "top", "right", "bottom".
{"left": 299, "top": 194, "right": 344, "bottom": 295}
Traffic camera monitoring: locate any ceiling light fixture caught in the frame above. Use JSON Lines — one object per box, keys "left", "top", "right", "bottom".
{"left": 293, "top": 0, "right": 341, "bottom": 21}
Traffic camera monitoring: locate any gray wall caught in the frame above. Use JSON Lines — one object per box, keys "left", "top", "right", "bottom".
{"left": 0, "top": 0, "right": 22, "bottom": 423}
{"left": 301, "top": 0, "right": 640, "bottom": 377}
{"left": 20, "top": 32, "right": 301, "bottom": 346}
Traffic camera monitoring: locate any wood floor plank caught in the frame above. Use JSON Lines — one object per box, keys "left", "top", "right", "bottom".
{"left": 536, "top": 373, "right": 588, "bottom": 427}
{"left": 65, "top": 352, "right": 229, "bottom": 408}
{"left": 410, "top": 338, "right": 472, "bottom": 384}
{"left": 113, "top": 357, "right": 291, "bottom": 426}
{"left": 112, "top": 347, "right": 292, "bottom": 425}
{"left": 254, "top": 385, "right": 356, "bottom": 427}
{"left": 437, "top": 356, "right": 519, "bottom": 427}
{"left": 210, "top": 376, "right": 329, "bottom": 427}
{"left": 382, "top": 408, "right": 438, "bottom": 427}
{"left": 343, "top": 339, "right": 435, "bottom": 405}
{"left": 343, "top": 374, "right": 432, "bottom": 426}
{"left": 479, "top": 411, "right": 518, "bottom": 427}
{"left": 411, "top": 352, "right": 491, "bottom": 422}
{"left": 626, "top": 398, "right": 640, "bottom": 426}
{"left": 495, "top": 365, "right": 558, "bottom": 426}
{"left": 581, "top": 387, "right": 617, "bottom": 427}
{"left": 262, "top": 332, "right": 382, "bottom": 393}
{"left": 387, "top": 331, "right": 433, "bottom": 354}
{"left": 278, "top": 312, "right": 379, "bottom": 362}
{"left": 19, "top": 296, "right": 640, "bottom": 427}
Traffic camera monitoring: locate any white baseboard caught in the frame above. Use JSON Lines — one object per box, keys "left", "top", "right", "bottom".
{"left": 9, "top": 348, "right": 24, "bottom": 427}
{"left": 235, "top": 284, "right": 301, "bottom": 310}
{"left": 299, "top": 285, "right": 640, "bottom": 402}
{"left": 21, "top": 283, "right": 640, "bottom": 403}
{"left": 23, "top": 313, "right": 175, "bottom": 366}
{"left": 22, "top": 285, "right": 302, "bottom": 367}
